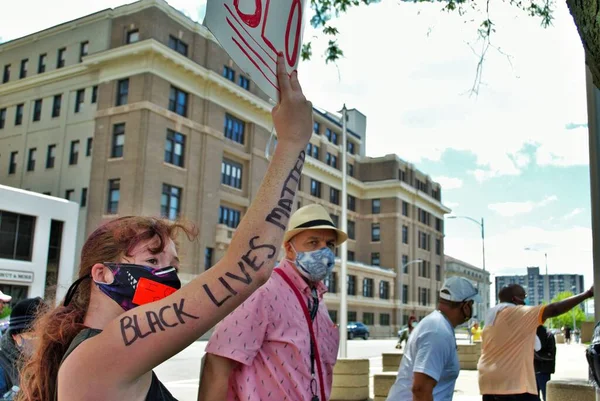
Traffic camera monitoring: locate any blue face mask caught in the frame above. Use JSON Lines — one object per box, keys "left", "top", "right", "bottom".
{"left": 292, "top": 246, "right": 335, "bottom": 282}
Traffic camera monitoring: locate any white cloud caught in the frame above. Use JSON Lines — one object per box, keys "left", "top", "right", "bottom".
{"left": 433, "top": 176, "right": 463, "bottom": 190}
{"left": 563, "top": 208, "right": 585, "bottom": 220}
{"left": 445, "top": 201, "right": 460, "bottom": 208}
{"left": 488, "top": 195, "right": 557, "bottom": 217}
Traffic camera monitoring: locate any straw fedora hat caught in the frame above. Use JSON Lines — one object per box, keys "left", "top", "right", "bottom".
{"left": 283, "top": 204, "right": 348, "bottom": 246}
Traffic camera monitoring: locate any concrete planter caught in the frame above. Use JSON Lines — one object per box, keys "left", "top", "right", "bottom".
{"left": 581, "top": 321, "right": 594, "bottom": 344}
{"left": 556, "top": 333, "right": 565, "bottom": 344}
{"left": 457, "top": 343, "right": 481, "bottom": 370}
{"left": 373, "top": 372, "right": 398, "bottom": 401}
{"left": 547, "top": 379, "right": 595, "bottom": 401}
{"left": 382, "top": 352, "right": 403, "bottom": 372}
{"left": 330, "top": 359, "right": 370, "bottom": 401}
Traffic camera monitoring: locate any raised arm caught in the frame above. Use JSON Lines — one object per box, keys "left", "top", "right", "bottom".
{"left": 61, "top": 54, "right": 313, "bottom": 390}
{"left": 542, "top": 287, "right": 593, "bottom": 321}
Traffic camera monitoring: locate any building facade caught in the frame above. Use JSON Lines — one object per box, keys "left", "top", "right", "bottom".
{"left": 0, "top": 185, "right": 79, "bottom": 304}
{"left": 444, "top": 255, "right": 491, "bottom": 323}
{"left": 0, "top": 0, "right": 450, "bottom": 335}
{"left": 495, "top": 267, "right": 585, "bottom": 308}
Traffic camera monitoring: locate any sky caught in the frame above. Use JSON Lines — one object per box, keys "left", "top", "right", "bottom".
{"left": 1, "top": 0, "right": 595, "bottom": 308}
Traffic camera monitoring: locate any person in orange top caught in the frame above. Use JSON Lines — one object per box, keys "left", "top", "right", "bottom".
{"left": 478, "top": 284, "right": 593, "bottom": 401}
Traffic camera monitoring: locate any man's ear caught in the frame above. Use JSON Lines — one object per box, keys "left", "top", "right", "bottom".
{"left": 283, "top": 241, "right": 296, "bottom": 261}
{"left": 90, "top": 263, "right": 115, "bottom": 284}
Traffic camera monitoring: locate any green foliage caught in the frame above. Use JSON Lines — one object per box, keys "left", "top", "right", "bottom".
{"left": 546, "top": 292, "right": 588, "bottom": 329}
{"left": 303, "top": 0, "right": 555, "bottom": 64}
{"left": 0, "top": 305, "right": 11, "bottom": 320}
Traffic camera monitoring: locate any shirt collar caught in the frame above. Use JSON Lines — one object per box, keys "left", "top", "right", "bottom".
{"left": 279, "top": 259, "right": 328, "bottom": 298}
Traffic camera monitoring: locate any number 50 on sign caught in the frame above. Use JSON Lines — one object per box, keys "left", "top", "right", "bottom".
{"left": 205, "top": 0, "right": 308, "bottom": 102}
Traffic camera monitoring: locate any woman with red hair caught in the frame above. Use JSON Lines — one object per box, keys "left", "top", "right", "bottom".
{"left": 17, "top": 55, "right": 313, "bottom": 401}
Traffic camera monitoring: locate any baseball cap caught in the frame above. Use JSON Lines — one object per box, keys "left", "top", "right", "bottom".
{"left": 0, "top": 291, "right": 12, "bottom": 303}
{"left": 8, "top": 297, "right": 45, "bottom": 334}
{"left": 439, "top": 276, "right": 482, "bottom": 303}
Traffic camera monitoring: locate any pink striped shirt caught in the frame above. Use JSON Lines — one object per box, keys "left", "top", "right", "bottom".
{"left": 205, "top": 259, "right": 340, "bottom": 401}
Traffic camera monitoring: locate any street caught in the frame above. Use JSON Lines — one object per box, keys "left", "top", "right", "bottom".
{"left": 155, "top": 336, "right": 591, "bottom": 400}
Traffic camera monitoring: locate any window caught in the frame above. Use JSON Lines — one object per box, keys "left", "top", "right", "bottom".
{"left": 15, "top": 104, "right": 23, "bottom": 126}
{"left": 0, "top": 108, "right": 5, "bottom": 129}
{"left": 348, "top": 195, "right": 356, "bottom": 211}
{"left": 313, "top": 121, "right": 320, "bottom": 134}
{"left": 332, "top": 131, "right": 339, "bottom": 145}
{"left": 65, "top": 189, "right": 74, "bottom": 200}
{"left": 111, "top": 124, "right": 125, "bottom": 158}
{"left": 436, "top": 264, "right": 441, "bottom": 281}
{"left": 8, "top": 152, "right": 17, "bottom": 175}
{"left": 311, "top": 145, "right": 319, "bottom": 159}
{"left": 363, "top": 312, "right": 374, "bottom": 325}
{"left": 80, "top": 41, "right": 89, "bottom": 61}
{"left": 165, "top": 130, "right": 185, "bottom": 167}
{"left": 402, "top": 201, "right": 409, "bottom": 217}
{"left": 330, "top": 187, "right": 340, "bottom": 205}
{"left": 326, "top": 153, "right": 338, "bottom": 168}
{"left": 348, "top": 311, "right": 357, "bottom": 322}
{"left": 347, "top": 275, "right": 356, "bottom": 295}
{"left": 371, "top": 223, "right": 380, "bottom": 242}
{"left": 436, "top": 238, "right": 441, "bottom": 255}
{"left": 0, "top": 211, "right": 36, "bottom": 261}
{"left": 46, "top": 145, "right": 56, "bottom": 168}
{"left": 419, "top": 287, "right": 430, "bottom": 306}
{"left": 416, "top": 179, "right": 428, "bottom": 192}
{"left": 75, "top": 89, "right": 85, "bottom": 113}
{"left": 204, "top": 247, "right": 214, "bottom": 270}
{"left": 399, "top": 169, "right": 407, "bottom": 182}
{"left": 52, "top": 95, "right": 62, "bottom": 118}
{"left": 69, "top": 140, "right": 79, "bottom": 165}
{"left": 222, "top": 66, "right": 235, "bottom": 81}
{"left": 419, "top": 261, "right": 430, "bottom": 278}
{"left": 2, "top": 65, "right": 10, "bottom": 83}
{"left": 380, "top": 313, "right": 390, "bottom": 326}
{"left": 418, "top": 231, "right": 430, "bottom": 251}
{"left": 325, "top": 128, "right": 332, "bottom": 141}
{"left": 348, "top": 163, "right": 354, "bottom": 177}
{"left": 219, "top": 206, "right": 241, "bottom": 228}
{"left": 329, "top": 310, "right": 338, "bottom": 324}
{"left": 436, "top": 218, "right": 443, "bottom": 233}
{"left": 221, "top": 159, "right": 243, "bottom": 189}
{"left": 57, "top": 48, "right": 66, "bottom": 68}
{"left": 372, "top": 199, "right": 381, "bottom": 214}
{"left": 347, "top": 141, "right": 355, "bottom": 154}
{"left": 38, "top": 54, "right": 47, "bottom": 73}
{"left": 27, "top": 148, "right": 36, "bottom": 171}
{"left": 224, "top": 114, "right": 245, "bottom": 144}
{"left": 310, "top": 179, "right": 321, "bottom": 198}
{"left": 126, "top": 30, "right": 139, "bottom": 44}
{"left": 402, "top": 284, "right": 409, "bottom": 304}
{"left": 325, "top": 128, "right": 338, "bottom": 144}
{"left": 324, "top": 272, "right": 337, "bottom": 293}
{"left": 91, "top": 86, "right": 98, "bottom": 104}
{"left": 347, "top": 251, "right": 355, "bottom": 261}
{"left": 169, "top": 86, "right": 188, "bottom": 117}
{"left": 402, "top": 255, "right": 409, "bottom": 273}
{"left": 116, "top": 79, "right": 129, "bottom": 106}
{"left": 107, "top": 179, "right": 120, "bottom": 214}
{"left": 81, "top": 188, "right": 88, "bottom": 207}
{"left": 371, "top": 252, "right": 380, "bottom": 266}
{"left": 402, "top": 225, "right": 409, "bottom": 244}
{"left": 19, "top": 59, "right": 28, "bottom": 79}
{"left": 30, "top": 101, "right": 43, "bottom": 125}
{"left": 86, "top": 138, "right": 93, "bottom": 156}
{"left": 238, "top": 75, "right": 250, "bottom": 90}
{"left": 330, "top": 214, "right": 339, "bottom": 227}
{"left": 419, "top": 208, "right": 431, "bottom": 225}
{"left": 347, "top": 220, "right": 355, "bottom": 240}
{"left": 161, "top": 184, "right": 182, "bottom": 220}
{"left": 168, "top": 35, "right": 188, "bottom": 56}
{"left": 380, "top": 281, "right": 390, "bottom": 299}
{"left": 363, "top": 278, "right": 374, "bottom": 297}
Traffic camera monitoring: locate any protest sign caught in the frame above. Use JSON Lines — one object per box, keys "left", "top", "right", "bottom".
{"left": 205, "top": 0, "right": 308, "bottom": 102}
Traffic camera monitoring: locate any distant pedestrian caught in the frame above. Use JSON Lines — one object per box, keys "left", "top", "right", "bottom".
{"left": 386, "top": 277, "right": 481, "bottom": 401}
{"left": 564, "top": 326, "right": 572, "bottom": 344}
{"left": 471, "top": 322, "right": 483, "bottom": 342}
{"left": 534, "top": 325, "right": 556, "bottom": 401}
{"left": 478, "top": 285, "right": 593, "bottom": 401}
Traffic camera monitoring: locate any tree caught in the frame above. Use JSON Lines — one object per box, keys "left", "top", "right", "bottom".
{"left": 303, "top": 1, "right": 600, "bottom": 90}
{"left": 547, "top": 291, "right": 587, "bottom": 329}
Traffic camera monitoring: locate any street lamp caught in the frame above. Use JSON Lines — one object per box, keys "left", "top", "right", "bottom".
{"left": 399, "top": 259, "right": 423, "bottom": 327}
{"left": 572, "top": 286, "right": 578, "bottom": 334}
{"left": 447, "top": 215, "right": 486, "bottom": 320}
{"left": 524, "top": 247, "right": 549, "bottom": 304}
{"left": 339, "top": 105, "right": 349, "bottom": 359}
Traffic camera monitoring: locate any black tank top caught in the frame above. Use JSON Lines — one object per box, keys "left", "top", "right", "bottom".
{"left": 58, "top": 328, "right": 177, "bottom": 401}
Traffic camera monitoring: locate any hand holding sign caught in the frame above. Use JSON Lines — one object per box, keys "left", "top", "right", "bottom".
{"left": 205, "top": 0, "right": 307, "bottom": 102}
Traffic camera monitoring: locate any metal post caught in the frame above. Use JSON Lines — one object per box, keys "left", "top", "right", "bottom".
{"left": 544, "top": 253, "right": 549, "bottom": 304}
{"left": 339, "top": 105, "right": 348, "bottom": 359}
{"left": 480, "top": 218, "right": 486, "bottom": 321}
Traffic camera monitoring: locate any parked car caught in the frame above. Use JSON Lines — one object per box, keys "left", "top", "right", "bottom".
{"left": 347, "top": 322, "right": 369, "bottom": 340}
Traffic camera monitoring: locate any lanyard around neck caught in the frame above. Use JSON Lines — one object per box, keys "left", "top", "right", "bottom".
{"left": 275, "top": 268, "right": 327, "bottom": 401}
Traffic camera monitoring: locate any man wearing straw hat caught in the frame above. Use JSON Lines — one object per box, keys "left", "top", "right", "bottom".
{"left": 199, "top": 204, "right": 347, "bottom": 401}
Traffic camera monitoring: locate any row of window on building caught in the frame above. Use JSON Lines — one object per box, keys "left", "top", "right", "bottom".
{"left": 312, "top": 121, "right": 358, "bottom": 154}
{"left": 306, "top": 143, "right": 356, "bottom": 176}
{"left": 330, "top": 311, "right": 392, "bottom": 326}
